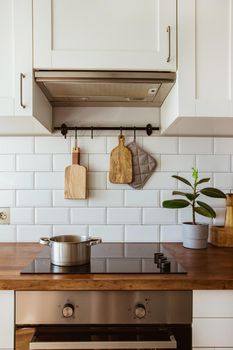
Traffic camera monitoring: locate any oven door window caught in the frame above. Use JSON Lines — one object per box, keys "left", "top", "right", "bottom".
{"left": 18, "top": 325, "right": 177, "bottom": 349}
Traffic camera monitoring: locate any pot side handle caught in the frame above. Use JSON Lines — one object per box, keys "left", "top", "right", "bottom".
{"left": 39, "top": 237, "right": 51, "bottom": 246}
{"left": 89, "top": 238, "right": 102, "bottom": 246}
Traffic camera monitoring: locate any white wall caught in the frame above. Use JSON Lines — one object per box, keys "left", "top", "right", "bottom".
{"left": 0, "top": 126, "right": 231, "bottom": 242}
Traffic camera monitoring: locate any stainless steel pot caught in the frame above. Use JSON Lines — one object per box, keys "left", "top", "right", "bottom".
{"left": 39, "top": 235, "right": 102, "bottom": 266}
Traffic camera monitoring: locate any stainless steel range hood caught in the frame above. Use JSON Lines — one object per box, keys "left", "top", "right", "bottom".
{"left": 34, "top": 70, "right": 176, "bottom": 107}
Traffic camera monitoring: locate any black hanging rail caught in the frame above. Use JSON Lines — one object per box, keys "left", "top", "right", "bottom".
{"left": 54, "top": 123, "right": 160, "bottom": 138}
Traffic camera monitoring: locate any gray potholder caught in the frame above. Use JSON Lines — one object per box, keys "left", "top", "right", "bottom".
{"left": 127, "top": 141, "right": 157, "bottom": 189}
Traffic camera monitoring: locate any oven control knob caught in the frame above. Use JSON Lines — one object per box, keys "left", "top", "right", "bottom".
{"left": 62, "top": 303, "right": 74, "bottom": 318}
{"left": 134, "top": 304, "right": 146, "bottom": 319}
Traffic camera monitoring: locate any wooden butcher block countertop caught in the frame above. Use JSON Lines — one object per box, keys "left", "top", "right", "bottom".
{"left": 0, "top": 243, "right": 233, "bottom": 290}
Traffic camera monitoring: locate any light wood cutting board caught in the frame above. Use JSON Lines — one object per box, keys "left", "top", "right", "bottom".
{"left": 109, "top": 135, "right": 132, "bottom": 184}
{"left": 64, "top": 147, "right": 87, "bottom": 199}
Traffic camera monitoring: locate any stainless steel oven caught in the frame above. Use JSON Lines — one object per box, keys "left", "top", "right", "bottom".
{"left": 15, "top": 291, "right": 192, "bottom": 350}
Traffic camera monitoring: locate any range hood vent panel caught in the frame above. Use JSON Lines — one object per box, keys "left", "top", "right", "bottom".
{"left": 35, "top": 70, "right": 176, "bottom": 107}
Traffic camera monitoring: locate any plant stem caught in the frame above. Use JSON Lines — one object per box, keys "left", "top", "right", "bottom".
{"left": 192, "top": 203, "right": 196, "bottom": 225}
{"left": 192, "top": 179, "right": 197, "bottom": 225}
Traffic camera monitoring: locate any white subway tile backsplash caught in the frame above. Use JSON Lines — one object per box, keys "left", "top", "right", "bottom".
{"left": 72, "top": 137, "right": 106, "bottom": 154}
{"left": 0, "top": 137, "right": 34, "bottom": 154}
{"left": 35, "top": 172, "right": 63, "bottom": 189}
{"left": 179, "top": 137, "right": 213, "bottom": 155}
{"left": 125, "top": 190, "right": 159, "bottom": 207}
{"left": 71, "top": 208, "right": 106, "bottom": 224}
{"left": 160, "top": 225, "right": 182, "bottom": 242}
{"left": 0, "top": 172, "right": 33, "bottom": 189}
{"left": 89, "top": 190, "right": 124, "bottom": 207}
{"left": 161, "top": 155, "right": 195, "bottom": 171}
{"left": 35, "top": 137, "right": 70, "bottom": 153}
{"left": 89, "top": 225, "right": 124, "bottom": 242}
{"left": 53, "top": 154, "right": 88, "bottom": 171}
{"left": 53, "top": 190, "right": 87, "bottom": 207}
{"left": 196, "top": 155, "right": 230, "bottom": 172}
{"left": 143, "top": 172, "right": 177, "bottom": 190}
{"left": 0, "top": 190, "right": 15, "bottom": 207}
{"left": 16, "top": 155, "right": 52, "bottom": 171}
{"left": 0, "top": 135, "right": 232, "bottom": 243}
{"left": 125, "top": 225, "right": 159, "bottom": 242}
{"left": 53, "top": 225, "right": 88, "bottom": 236}
{"left": 214, "top": 173, "right": 233, "bottom": 189}
{"left": 11, "top": 208, "right": 34, "bottom": 224}
{"left": 107, "top": 173, "right": 130, "bottom": 190}
{"left": 143, "top": 208, "right": 176, "bottom": 224}
{"left": 88, "top": 172, "right": 106, "bottom": 190}
{"left": 36, "top": 208, "right": 70, "bottom": 224}
{"left": 107, "top": 208, "right": 141, "bottom": 224}
{"left": 160, "top": 190, "right": 181, "bottom": 204}
{"left": 17, "top": 225, "right": 52, "bottom": 242}
{"left": 0, "top": 226, "right": 16, "bottom": 242}
{"left": 88, "top": 155, "right": 109, "bottom": 171}
{"left": 143, "top": 137, "right": 178, "bottom": 154}
{"left": 16, "top": 190, "right": 52, "bottom": 207}
{"left": 0, "top": 155, "right": 15, "bottom": 171}
{"left": 214, "top": 138, "right": 233, "bottom": 154}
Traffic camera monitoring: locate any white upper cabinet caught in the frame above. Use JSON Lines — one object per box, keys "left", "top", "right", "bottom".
{"left": 161, "top": 0, "right": 233, "bottom": 136}
{"left": 0, "top": 0, "right": 52, "bottom": 135}
{"left": 33, "top": 0, "right": 176, "bottom": 71}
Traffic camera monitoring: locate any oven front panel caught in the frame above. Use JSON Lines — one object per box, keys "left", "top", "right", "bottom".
{"left": 16, "top": 291, "right": 192, "bottom": 325}
{"left": 16, "top": 325, "right": 191, "bottom": 350}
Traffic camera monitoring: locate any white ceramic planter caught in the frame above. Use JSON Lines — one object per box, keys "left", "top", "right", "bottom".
{"left": 182, "top": 223, "right": 209, "bottom": 249}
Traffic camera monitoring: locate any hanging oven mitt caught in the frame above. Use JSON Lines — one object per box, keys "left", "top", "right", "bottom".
{"left": 127, "top": 141, "right": 157, "bottom": 189}
{"left": 109, "top": 135, "right": 133, "bottom": 184}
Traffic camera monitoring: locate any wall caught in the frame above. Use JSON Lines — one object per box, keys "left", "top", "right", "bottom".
{"left": 0, "top": 133, "right": 231, "bottom": 243}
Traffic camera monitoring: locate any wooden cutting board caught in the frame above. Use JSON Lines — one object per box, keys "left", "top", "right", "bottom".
{"left": 109, "top": 135, "right": 132, "bottom": 184}
{"left": 64, "top": 147, "right": 87, "bottom": 199}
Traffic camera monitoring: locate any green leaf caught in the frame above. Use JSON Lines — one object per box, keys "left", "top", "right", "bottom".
{"left": 200, "top": 187, "right": 226, "bottom": 198}
{"left": 162, "top": 199, "right": 190, "bottom": 209}
{"left": 172, "top": 191, "right": 190, "bottom": 196}
{"left": 196, "top": 177, "right": 211, "bottom": 186}
{"left": 194, "top": 206, "right": 214, "bottom": 218}
{"left": 172, "top": 175, "right": 193, "bottom": 188}
{"left": 192, "top": 168, "right": 199, "bottom": 182}
{"left": 172, "top": 191, "right": 199, "bottom": 202}
{"left": 196, "top": 201, "right": 216, "bottom": 218}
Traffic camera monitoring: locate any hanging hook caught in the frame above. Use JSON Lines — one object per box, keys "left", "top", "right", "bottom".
{"left": 91, "top": 126, "right": 94, "bottom": 139}
{"left": 120, "top": 126, "right": 123, "bottom": 137}
{"left": 61, "top": 123, "right": 68, "bottom": 139}
{"left": 133, "top": 126, "right": 136, "bottom": 142}
{"left": 74, "top": 127, "right": 78, "bottom": 149}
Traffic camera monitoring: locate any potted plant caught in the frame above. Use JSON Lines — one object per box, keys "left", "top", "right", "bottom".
{"left": 162, "top": 168, "right": 226, "bottom": 249}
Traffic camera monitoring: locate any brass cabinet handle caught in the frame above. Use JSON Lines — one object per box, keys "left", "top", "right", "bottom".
{"left": 20, "top": 73, "right": 26, "bottom": 108}
{"left": 166, "top": 26, "right": 171, "bottom": 63}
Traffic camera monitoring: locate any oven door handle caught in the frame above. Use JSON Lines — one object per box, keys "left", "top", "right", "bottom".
{"left": 30, "top": 335, "right": 177, "bottom": 349}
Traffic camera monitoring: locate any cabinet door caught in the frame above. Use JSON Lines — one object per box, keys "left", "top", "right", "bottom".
{"left": 33, "top": 0, "right": 176, "bottom": 71}
{"left": 0, "top": 0, "right": 14, "bottom": 116}
{"left": 13, "top": 0, "right": 32, "bottom": 116}
{"left": 0, "top": 0, "right": 32, "bottom": 117}
{"left": 194, "top": 0, "right": 233, "bottom": 117}
{"left": 0, "top": 291, "right": 14, "bottom": 349}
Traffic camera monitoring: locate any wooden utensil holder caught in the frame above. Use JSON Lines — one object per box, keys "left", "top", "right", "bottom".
{"left": 210, "top": 193, "right": 233, "bottom": 247}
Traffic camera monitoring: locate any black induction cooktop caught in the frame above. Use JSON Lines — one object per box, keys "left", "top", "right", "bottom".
{"left": 21, "top": 243, "right": 186, "bottom": 274}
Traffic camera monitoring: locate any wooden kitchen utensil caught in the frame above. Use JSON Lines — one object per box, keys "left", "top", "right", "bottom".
{"left": 109, "top": 135, "right": 132, "bottom": 183}
{"left": 64, "top": 147, "right": 87, "bottom": 199}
